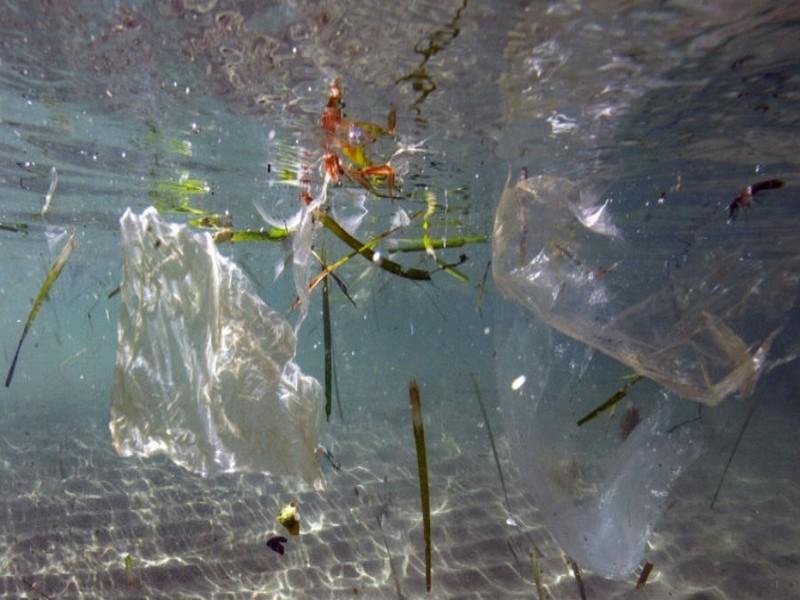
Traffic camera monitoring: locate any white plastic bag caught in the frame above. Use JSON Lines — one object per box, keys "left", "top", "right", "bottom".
{"left": 111, "top": 207, "right": 323, "bottom": 484}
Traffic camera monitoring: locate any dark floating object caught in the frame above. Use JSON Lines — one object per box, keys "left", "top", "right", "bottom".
{"left": 266, "top": 535, "right": 288, "bottom": 555}
{"left": 636, "top": 560, "right": 654, "bottom": 589}
{"left": 728, "top": 178, "right": 785, "bottom": 221}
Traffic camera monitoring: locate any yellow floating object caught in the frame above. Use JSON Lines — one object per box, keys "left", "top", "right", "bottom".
{"left": 277, "top": 502, "right": 300, "bottom": 536}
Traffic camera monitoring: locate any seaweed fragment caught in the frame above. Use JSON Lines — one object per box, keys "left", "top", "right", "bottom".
{"left": 470, "top": 373, "right": 511, "bottom": 512}
{"left": 577, "top": 374, "right": 643, "bottom": 426}
{"left": 5, "top": 232, "right": 76, "bottom": 388}
{"left": 409, "top": 379, "right": 432, "bottom": 592}
{"left": 636, "top": 561, "right": 654, "bottom": 589}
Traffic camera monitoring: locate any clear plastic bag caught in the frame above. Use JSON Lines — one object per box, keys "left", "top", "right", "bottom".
{"left": 491, "top": 174, "right": 798, "bottom": 577}
{"left": 111, "top": 208, "right": 323, "bottom": 484}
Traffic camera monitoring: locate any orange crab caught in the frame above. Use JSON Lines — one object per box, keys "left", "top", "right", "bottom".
{"left": 319, "top": 79, "right": 397, "bottom": 196}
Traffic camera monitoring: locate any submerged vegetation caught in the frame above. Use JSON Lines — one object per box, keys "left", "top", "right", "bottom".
{"left": 5, "top": 232, "right": 76, "bottom": 388}
{"left": 409, "top": 379, "right": 432, "bottom": 592}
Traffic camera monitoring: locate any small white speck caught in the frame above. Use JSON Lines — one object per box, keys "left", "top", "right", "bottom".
{"left": 372, "top": 251, "right": 381, "bottom": 264}
{"left": 268, "top": 129, "right": 276, "bottom": 140}
{"left": 511, "top": 375, "right": 526, "bottom": 391}
{"left": 506, "top": 516, "right": 518, "bottom": 527}
{"left": 121, "top": 151, "right": 126, "bottom": 159}
{"left": 483, "top": 327, "right": 491, "bottom": 335}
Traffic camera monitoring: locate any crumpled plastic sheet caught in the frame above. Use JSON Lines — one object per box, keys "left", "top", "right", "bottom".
{"left": 493, "top": 175, "right": 796, "bottom": 406}
{"left": 111, "top": 207, "right": 323, "bottom": 484}
{"left": 491, "top": 174, "right": 799, "bottom": 578}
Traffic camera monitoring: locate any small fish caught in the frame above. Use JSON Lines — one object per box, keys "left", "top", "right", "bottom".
{"left": 266, "top": 535, "right": 288, "bottom": 555}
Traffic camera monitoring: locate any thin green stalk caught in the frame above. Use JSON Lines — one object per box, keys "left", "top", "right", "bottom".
{"left": 6, "top": 232, "right": 76, "bottom": 387}
{"left": 529, "top": 549, "right": 544, "bottom": 600}
{"left": 388, "top": 235, "right": 488, "bottom": 253}
{"left": 317, "top": 210, "right": 431, "bottom": 281}
{"left": 409, "top": 380, "right": 432, "bottom": 592}
{"left": 322, "top": 247, "right": 333, "bottom": 422}
{"left": 470, "top": 374, "right": 511, "bottom": 512}
{"left": 576, "top": 374, "right": 644, "bottom": 426}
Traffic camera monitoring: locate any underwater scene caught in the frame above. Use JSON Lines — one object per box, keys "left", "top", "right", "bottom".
{"left": 1, "top": 0, "right": 799, "bottom": 598}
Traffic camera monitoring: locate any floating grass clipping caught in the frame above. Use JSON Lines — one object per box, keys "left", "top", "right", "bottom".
{"left": 5, "top": 232, "right": 76, "bottom": 388}
{"left": 388, "top": 235, "right": 488, "bottom": 254}
{"left": 321, "top": 246, "right": 334, "bottom": 422}
{"left": 470, "top": 373, "right": 511, "bottom": 512}
{"left": 636, "top": 560, "right": 654, "bottom": 589}
{"left": 577, "top": 374, "right": 644, "bottom": 426}
{"left": 409, "top": 379, "right": 432, "bottom": 592}
{"left": 529, "top": 548, "right": 545, "bottom": 600}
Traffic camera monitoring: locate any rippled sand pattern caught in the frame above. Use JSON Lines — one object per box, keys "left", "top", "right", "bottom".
{"left": 0, "top": 403, "right": 798, "bottom": 599}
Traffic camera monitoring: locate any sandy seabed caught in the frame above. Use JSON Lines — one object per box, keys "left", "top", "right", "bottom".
{"left": 0, "top": 398, "right": 797, "bottom": 600}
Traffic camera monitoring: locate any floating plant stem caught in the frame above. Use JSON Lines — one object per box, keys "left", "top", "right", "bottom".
{"left": 566, "top": 556, "right": 587, "bottom": 600}
{"left": 322, "top": 246, "right": 333, "bottom": 422}
{"left": 529, "top": 549, "right": 544, "bottom": 600}
{"left": 0, "top": 222, "right": 28, "bottom": 233}
{"left": 5, "top": 232, "right": 76, "bottom": 388}
{"left": 388, "top": 235, "right": 488, "bottom": 254}
{"left": 577, "top": 374, "right": 644, "bottom": 426}
{"left": 710, "top": 396, "right": 759, "bottom": 509}
{"left": 470, "top": 373, "right": 511, "bottom": 512}
{"left": 636, "top": 561, "right": 654, "bottom": 589}
{"left": 409, "top": 379, "right": 432, "bottom": 592}
{"left": 212, "top": 228, "right": 290, "bottom": 243}
{"left": 317, "top": 210, "right": 431, "bottom": 281}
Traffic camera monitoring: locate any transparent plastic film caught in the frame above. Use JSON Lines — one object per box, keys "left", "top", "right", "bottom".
{"left": 492, "top": 175, "right": 797, "bottom": 406}
{"left": 111, "top": 208, "right": 323, "bottom": 484}
{"left": 495, "top": 307, "right": 701, "bottom": 578}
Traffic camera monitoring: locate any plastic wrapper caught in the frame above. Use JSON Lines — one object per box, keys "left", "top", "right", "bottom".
{"left": 111, "top": 207, "right": 323, "bottom": 484}
{"left": 491, "top": 174, "right": 798, "bottom": 578}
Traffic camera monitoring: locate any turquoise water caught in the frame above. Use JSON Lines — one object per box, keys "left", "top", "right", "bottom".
{"left": 1, "top": 1, "right": 799, "bottom": 598}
